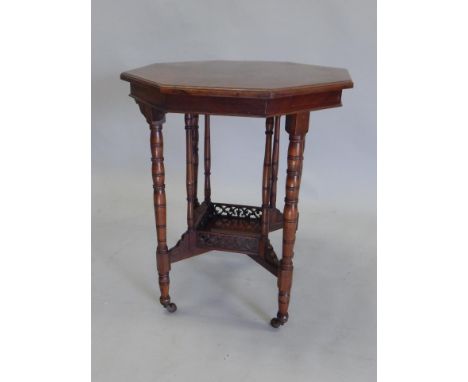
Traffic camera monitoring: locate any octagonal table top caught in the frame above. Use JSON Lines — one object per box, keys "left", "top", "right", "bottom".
{"left": 121, "top": 60, "right": 353, "bottom": 99}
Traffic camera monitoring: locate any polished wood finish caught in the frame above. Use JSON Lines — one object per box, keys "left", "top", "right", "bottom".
{"left": 122, "top": 61, "right": 352, "bottom": 328}
{"left": 137, "top": 102, "right": 176, "bottom": 312}
{"left": 204, "top": 115, "right": 211, "bottom": 203}
{"left": 260, "top": 117, "right": 274, "bottom": 257}
{"left": 271, "top": 112, "right": 309, "bottom": 328}
{"left": 121, "top": 61, "right": 352, "bottom": 98}
{"left": 185, "top": 114, "right": 196, "bottom": 232}
{"left": 192, "top": 114, "right": 200, "bottom": 207}
{"left": 270, "top": 116, "right": 281, "bottom": 209}
{"left": 121, "top": 61, "right": 353, "bottom": 117}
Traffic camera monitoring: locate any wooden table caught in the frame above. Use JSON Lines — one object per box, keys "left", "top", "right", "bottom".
{"left": 121, "top": 61, "right": 353, "bottom": 328}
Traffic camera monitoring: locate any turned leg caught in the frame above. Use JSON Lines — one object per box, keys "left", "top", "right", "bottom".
{"left": 192, "top": 114, "right": 200, "bottom": 207}
{"left": 260, "top": 117, "right": 274, "bottom": 256}
{"left": 270, "top": 116, "right": 281, "bottom": 209}
{"left": 271, "top": 112, "right": 309, "bottom": 328}
{"left": 137, "top": 103, "right": 176, "bottom": 313}
{"left": 204, "top": 114, "right": 211, "bottom": 203}
{"left": 185, "top": 114, "right": 197, "bottom": 232}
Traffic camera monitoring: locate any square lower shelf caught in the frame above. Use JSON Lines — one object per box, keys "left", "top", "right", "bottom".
{"left": 169, "top": 201, "right": 281, "bottom": 275}
{"left": 195, "top": 202, "right": 283, "bottom": 255}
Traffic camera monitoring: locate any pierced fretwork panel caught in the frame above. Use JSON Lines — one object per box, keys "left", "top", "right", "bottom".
{"left": 196, "top": 232, "right": 259, "bottom": 254}
{"left": 211, "top": 203, "right": 262, "bottom": 220}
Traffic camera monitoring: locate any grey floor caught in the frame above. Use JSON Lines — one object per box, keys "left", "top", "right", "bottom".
{"left": 92, "top": 172, "right": 376, "bottom": 382}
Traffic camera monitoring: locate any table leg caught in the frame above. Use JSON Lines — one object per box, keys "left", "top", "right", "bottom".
{"left": 193, "top": 114, "right": 200, "bottom": 207}
{"left": 137, "top": 103, "right": 176, "bottom": 313}
{"left": 185, "top": 114, "right": 197, "bottom": 232}
{"left": 204, "top": 115, "right": 211, "bottom": 203}
{"left": 270, "top": 116, "right": 281, "bottom": 209}
{"left": 261, "top": 117, "right": 274, "bottom": 256}
{"left": 271, "top": 112, "right": 309, "bottom": 328}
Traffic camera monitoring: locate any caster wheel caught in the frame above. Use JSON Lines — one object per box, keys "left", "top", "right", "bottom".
{"left": 270, "top": 318, "right": 282, "bottom": 328}
{"left": 165, "top": 302, "right": 177, "bottom": 313}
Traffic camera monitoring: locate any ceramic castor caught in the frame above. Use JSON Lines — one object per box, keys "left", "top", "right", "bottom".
{"left": 270, "top": 313, "right": 288, "bottom": 328}
{"left": 164, "top": 302, "right": 177, "bottom": 313}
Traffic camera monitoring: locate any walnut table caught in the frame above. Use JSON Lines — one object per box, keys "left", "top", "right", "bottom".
{"left": 120, "top": 61, "right": 353, "bottom": 328}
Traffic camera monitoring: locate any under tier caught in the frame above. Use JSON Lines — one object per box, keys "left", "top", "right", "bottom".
{"left": 169, "top": 201, "right": 282, "bottom": 275}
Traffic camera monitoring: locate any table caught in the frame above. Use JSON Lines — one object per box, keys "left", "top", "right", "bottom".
{"left": 120, "top": 61, "right": 353, "bottom": 328}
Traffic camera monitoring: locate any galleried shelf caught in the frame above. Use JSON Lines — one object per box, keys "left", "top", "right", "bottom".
{"left": 169, "top": 201, "right": 283, "bottom": 276}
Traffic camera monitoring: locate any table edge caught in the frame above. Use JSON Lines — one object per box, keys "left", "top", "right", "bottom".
{"left": 120, "top": 72, "right": 353, "bottom": 99}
